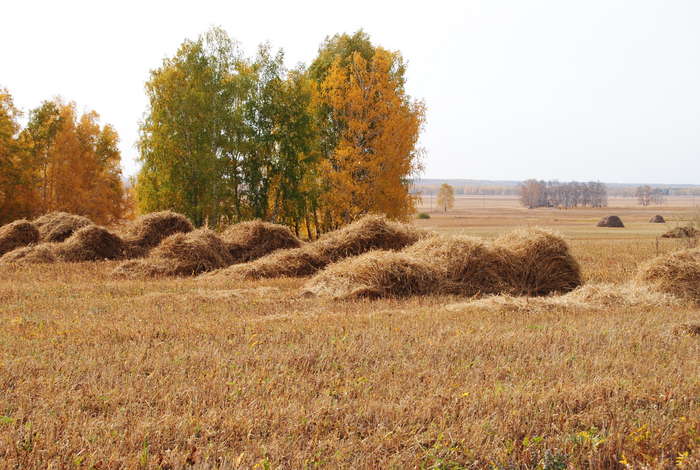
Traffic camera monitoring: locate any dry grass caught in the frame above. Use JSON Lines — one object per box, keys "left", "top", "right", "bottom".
{"left": 210, "top": 215, "right": 424, "bottom": 280}
{"left": 1, "top": 199, "right": 699, "bottom": 469}
{"left": 0, "top": 219, "right": 39, "bottom": 256}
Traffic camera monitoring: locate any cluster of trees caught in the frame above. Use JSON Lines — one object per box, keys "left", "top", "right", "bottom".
{"left": 635, "top": 185, "right": 666, "bottom": 206}
{"left": 519, "top": 180, "right": 608, "bottom": 209}
{"left": 137, "top": 28, "right": 425, "bottom": 235}
{"left": 0, "top": 90, "right": 125, "bottom": 225}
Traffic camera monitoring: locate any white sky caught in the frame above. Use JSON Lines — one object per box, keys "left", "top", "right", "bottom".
{"left": 2, "top": 0, "right": 699, "bottom": 184}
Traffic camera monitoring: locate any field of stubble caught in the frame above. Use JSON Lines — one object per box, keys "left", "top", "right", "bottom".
{"left": 1, "top": 196, "right": 698, "bottom": 469}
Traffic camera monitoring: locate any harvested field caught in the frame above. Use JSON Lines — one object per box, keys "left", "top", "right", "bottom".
{"left": 33, "top": 211, "right": 92, "bottom": 242}
{"left": 210, "top": 215, "right": 423, "bottom": 280}
{"left": 0, "top": 219, "right": 39, "bottom": 255}
{"left": 2, "top": 196, "right": 699, "bottom": 469}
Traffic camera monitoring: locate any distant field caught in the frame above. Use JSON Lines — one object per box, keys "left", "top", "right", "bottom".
{"left": 1, "top": 198, "right": 698, "bottom": 469}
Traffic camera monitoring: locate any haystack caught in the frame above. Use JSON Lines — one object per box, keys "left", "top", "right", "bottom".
{"left": 303, "top": 229, "right": 581, "bottom": 300}
{"left": 661, "top": 225, "right": 698, "bottom": 239}
{"left": 34, "top": 212, "right": 92, "bottom": 242}
{"left": 210, "top": 215, "right": 423, "bottom": 280}
{"left": 303, "top": 251, "right": 442, "bottom": 299}
{"left": 596, "top": 215, "right": 624, "bottom": 228}
{"left": 0, "top": 219, "right": 40, "bottom": 256}
{"left": 0, "top": 244, "right": 58, "bottom": 264}
{"left": 636, "top": 248, "right": 700, "bottom": 303}
{"left": 113, "top": 229, "right": 233, "bottom": 277}
{"left": 123, "top": 211, "right": 194, "bottom": 256}
{"left": 222, "top": 220, "right": 302, "bottom": 263}
{"left": 649, "top": 215, "right": 665, "bottom": 223}
{"left": 493, "top": 228, "right": 582, "bottom": 296}
{"left": 55, "top": 225, "right": 125, "bottom": 262}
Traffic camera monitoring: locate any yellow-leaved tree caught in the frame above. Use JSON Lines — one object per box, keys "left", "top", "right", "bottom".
{"left": 315, "top": 39, "right": 425, "bottom": 227}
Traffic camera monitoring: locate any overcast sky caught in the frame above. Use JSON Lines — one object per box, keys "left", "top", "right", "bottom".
{"left": 3, "top": 0, "right": 699, "bottom": 184}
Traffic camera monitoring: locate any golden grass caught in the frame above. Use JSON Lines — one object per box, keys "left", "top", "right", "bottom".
{"left": 1, "top": 199, "right": 699, "bottom": 469}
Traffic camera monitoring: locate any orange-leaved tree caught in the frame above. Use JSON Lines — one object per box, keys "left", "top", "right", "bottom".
{"left": 314, "top": 37, "right": 425, "bottom": 227}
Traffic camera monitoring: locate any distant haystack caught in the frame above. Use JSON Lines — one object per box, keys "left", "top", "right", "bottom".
{"left": 0, "top": 220, "right": 40, "bottom": 256}
{"left": 222, "top": 220, "right": 301, "bottom": 263}
{"left": 596, "top": 215, "right": 624, "bottom": 228}
{"left": 493, "top": 228, "right": 582, "bottom": 296}
{"left": 661, "top": 225, "right": 698, "bottom": 239}
{"left": 210, "top": 215, "right": 423, "bottom": 280}
{"left": 303, "top": 228, "right": 581, "bottom": 300}
{"left": 113, "top": 229, "right": 233, "bottom": 277}
{"left": 34, "top": 212, "right": 92, "bottom": 242}
{"left": 123, "top": 211, "right": 193, "bottom": 256}
{"left": 649, "top": 215, "right": 665, "bottom": 223}
{"left": 636, "top": 248, "right": 700, "bottom": 303}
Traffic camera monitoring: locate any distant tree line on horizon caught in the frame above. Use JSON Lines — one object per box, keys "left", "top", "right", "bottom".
{"left": 519, "top": 180, "right": 608, "bottom": 209}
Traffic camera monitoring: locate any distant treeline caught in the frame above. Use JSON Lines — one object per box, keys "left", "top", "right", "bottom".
{"left": 519, "top": 180, "right": 608, "bottom": 208}
{"left": 413, "top": 184, "right": 519, "bottom": 196}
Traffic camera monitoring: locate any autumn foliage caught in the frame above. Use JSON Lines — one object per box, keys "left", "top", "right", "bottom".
{"left": 0, "top": 92, "right": 125, "bottom": 225}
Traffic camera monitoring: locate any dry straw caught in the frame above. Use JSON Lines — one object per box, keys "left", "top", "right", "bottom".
{"left": 636, "top": 248, "right": 700, "bottom": 303}
{"left": 303, "top": 228, "right": 582, "bottom": 300}
{"left": 33, "top": 212, "right": 92, "bottom": 242}
{"left": 596, "top": 215, "right": 625, "bottom": 228}
{"left": 0, "top": 219, "right": 40, "bottom": 256}
{"left": 222, "top": 220, "right": 301, "bottom": 263}
{"left": 210, "top": 215, "right": 424, "bottom": 280}
{"left": 123, "top": 211, "right": 194, "bottom": 257}
{"left": 661, "top": 225, "right": 698, "bottom": 239}
{"left": 113, "top": 229, "right": 233, "bottom": 277}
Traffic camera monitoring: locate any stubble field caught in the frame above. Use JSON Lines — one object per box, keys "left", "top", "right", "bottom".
{"left": 1, "top": 196, "right": 698, "bottom": 469}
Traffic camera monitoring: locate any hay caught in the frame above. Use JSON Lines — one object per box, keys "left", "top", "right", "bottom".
{"left": 636, "top": 248, "right": 700, "bottom": 303}
{"left": 113, "top": 229, "right": 233, "bottom": 277}
{"left": 0, "top": 219, "right": 40, "bottom": 255}
{"left": 210, "top": 215, "right": 423, "bottom": 280}
{"left": 671, "top": 323, "right": 700, "bottom": 337}
{"left": 596, "top": 215, "right": 624, "bottom": 228}
{"left": 493, "top": 228, "right": 582, "bottom": 296}
{"left": 649, "top": 215, "right": 666, "bottom": 223}
{"left": 54, "top": 226, "right": 125, "bottom": 262}
{"left": 661, "top": 225, "right": 698, "bottom": 239}
{"left": 445, "top": 283, "right": 682, "bottom": 313}
{"left": 303, "top": 228, "right": 581, "bottom": 300}
{"left": 34, "top": 212, "right": 93, "bottom": 242}
{"left": 303, "top": 251, "right": 442, "bottom": 299}
{"left": 0, "top": 244, "right": 58, "bottom": 264}
{"left": 123, "top": 211, "right": 194, "bottom": 255}
{"left": 221, "top": 220, "right": 301, "bottom": 263}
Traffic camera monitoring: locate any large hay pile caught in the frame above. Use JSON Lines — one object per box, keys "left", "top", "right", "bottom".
{"left": 0, "top": 220, "right": 40, "bottom": 256}
{"left": 597, "top": 215, "right": 625, "bottom": 228}
{"left": 1, "top": 225, "right": 125, "bottom": 264}
{"left": 304, "top": 228, "right": 581, "bottom": 300}
{"left": 649, "top": 215, "right": 666, "bottom": 223}
{"left": 34, "top": 212, "right": 93, "bottom": 242}
{"left": 661, "top": 225, "right": 698, "bottom": 239}
{"left": 123, "top": 211, "right": 194, "bottom": 256}
{"left": 636, "top": 248, "right": 700, "bottom": 303}
{"left": 113, "top": 229, "right": 233, "bottom": 277}
{"left": 492, "top": 228, "right": 582, "bottom": 296}
{"left": 210, "top": 215, "right": 423, "bottom": 280}
{"left": 222, "top": 220, "right": 301, "bottom": 263}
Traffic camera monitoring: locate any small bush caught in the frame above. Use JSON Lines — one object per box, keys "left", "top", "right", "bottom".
{"left": 416, "top": 212, "right": 430, "bottom": 219}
